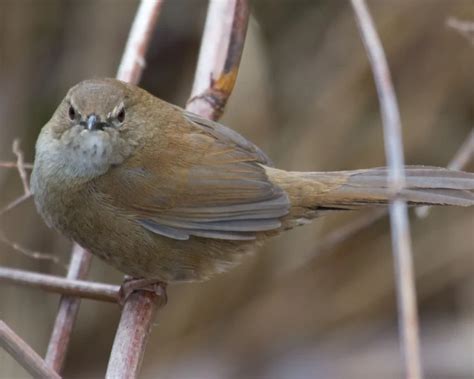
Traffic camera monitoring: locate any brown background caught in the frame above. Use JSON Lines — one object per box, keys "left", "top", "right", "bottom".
{"left": 0, "top": 1, "right": 473, "bottom": 378}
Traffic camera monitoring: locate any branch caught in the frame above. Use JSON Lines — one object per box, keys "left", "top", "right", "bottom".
{"left": 0, "top": 161, "right": 33, "bottom": 169}
{"left": 186, "top": 0, "right": 250, "bottom": 120}
{"left": 350, "top": 1, "right": 422, "bottom": 379}
{"left": 45, "top": 245, "right": 93, "bottom": 371}
{"left": 0, "top": 193, "right": 32, "bottom": 216}
{"left": 0, "top": 266, "right": 119, "bottom": 303}
{"left": 105, "top": 291, "right": 162, "bottom": 378}
{"left": 12, "top": 139, "right": 30, "bottom": 195}
{"left": 116, "top": 0, "right": 163, "bottom": 84}
{"left": 44, "top": 245, "right": 91, "bottom": 373}
{"left": 0, "top": 321, "right": 62, "bottom": 379}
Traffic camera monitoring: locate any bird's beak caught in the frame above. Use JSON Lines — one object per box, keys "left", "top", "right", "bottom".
{"left": 87, "top": 114, "right": 99, "bottom": 131}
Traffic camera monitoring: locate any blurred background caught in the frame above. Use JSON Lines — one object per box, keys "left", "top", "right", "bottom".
{"left": 0, "top": 1, "right": 473, "bottom": 378}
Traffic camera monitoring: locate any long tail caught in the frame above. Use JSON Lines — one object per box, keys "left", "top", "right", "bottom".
{"left": 265, "top": 166, "right": 474, "bottom": 218}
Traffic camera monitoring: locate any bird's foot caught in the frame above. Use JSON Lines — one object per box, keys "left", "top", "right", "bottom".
{"left": 118, "top": 276, "right": 168, "bottom": 307}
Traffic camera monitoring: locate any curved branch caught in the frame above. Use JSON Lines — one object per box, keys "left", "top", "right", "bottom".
{"left": 350, "top": 1, "right": 422, "bottom": 378}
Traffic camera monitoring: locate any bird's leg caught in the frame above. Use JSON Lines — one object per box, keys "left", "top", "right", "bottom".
{"left": 118, "top": 276, "right": 168, "bottom": 306}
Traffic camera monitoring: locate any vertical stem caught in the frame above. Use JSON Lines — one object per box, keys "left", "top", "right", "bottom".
{"left": 45, "top": 245, "right": 92, "bottom": 372}
{"left": 116, "top": 0, "right": 163, "bottom": 84}
{"left": 350, "top": 1, "right": 422, "bottom": 378}
{"left": 187, "top": 0, "right": 250, "bottom": 120}
{"left": 105, "top": 292, "right": 160, "bottom": 378}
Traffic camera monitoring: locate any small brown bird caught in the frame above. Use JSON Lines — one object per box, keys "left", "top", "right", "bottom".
{"left": 31, "top": 78, "right": 474, "bottom": 282}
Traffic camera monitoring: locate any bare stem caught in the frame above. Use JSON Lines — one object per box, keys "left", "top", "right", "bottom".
{"left": 45, "top": 245, "right": 93, "bottom": 372}
{"left": 0, "top": 321, "right": 62, "bottom": 379}
{"left": 44, "top": 247, "right": 92, "bottom": 374}
{"left": 0, "top": 140, "right": 33, "bottom": 216}
{"left": 0, "top": 266, "right": 119, "bottom": 303}
{"left": 186, "top": 0, "right": 250, "bottom": 120}
{"left": 0, "top": 229, "right": 65, "bottom": 268}
{"left": 12, "top": 139, "right": 31, "bottom": 195}
{"left": 0, "top": 161, "right": 33, "bottom": 169}
{"left": 447, "top": 130, "right": 474, "bottom": 170}
{"left": 0, "top": 192, "right": 32, "bottom": 216}
{"left": 350, "top": 1, "right": 422, "bottom": 378}
{"left": 116, "top": 0, "right": 164, "bottom": 84}
{"left": 105, "top": 291, "right": 161, "bottom": 378}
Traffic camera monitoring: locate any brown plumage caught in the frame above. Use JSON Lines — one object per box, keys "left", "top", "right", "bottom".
{"left": 31, "top": 79, "right": 474, "bottom": 281}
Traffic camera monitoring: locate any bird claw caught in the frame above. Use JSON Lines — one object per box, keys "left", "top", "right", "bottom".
{"left": 118, "top": 276, "right": 168, "bottom": 307}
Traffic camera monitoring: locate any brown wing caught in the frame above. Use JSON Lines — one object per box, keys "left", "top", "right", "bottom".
{"left": 100, "top": 110, "right": 289, "bottom": 241}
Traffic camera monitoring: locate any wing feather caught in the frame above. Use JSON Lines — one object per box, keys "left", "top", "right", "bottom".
{"left": 101, "top": 108, "right": 289, "bottom": 241}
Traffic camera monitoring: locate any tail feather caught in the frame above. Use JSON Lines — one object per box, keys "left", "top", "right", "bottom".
{"left": 329, "top": 167, "right": 474, "bottom": 208}
{"left": 265, "top": 166, "right": 474, "bottom": 212}
{"left": 346, "top": 166, "right": 474, "bottom": 190}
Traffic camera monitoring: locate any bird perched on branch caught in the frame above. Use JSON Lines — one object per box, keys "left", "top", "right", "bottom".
{"left": 31, "top": 78, "right": 474, "bottom": 282}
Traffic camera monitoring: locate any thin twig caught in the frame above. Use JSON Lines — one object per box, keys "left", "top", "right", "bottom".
{"left": 186, "top": 0, "right": 250, "bottom": 120}
{"left": 0, "top": 229, "right": 65, "bottom": 268}
{"left": 12, "top": 139, "right": 31, "bottom": 195}
{"left": 446, "top": 130, "right": 474, "bottom": 170}
{"left": 45, "top": 245, "right": 93, "bottom": 372}
{"left": 350, "top": 1, "right": 422, "bottom": 379}
{"left": 0, "top": 266, "right": 119, "bottom": 303}
{"left": 0, "top": 140, "right": 33, "bottom": 216}
{"left": 0, "top": 161, "right": 33, "bottom": 169}
{"left": 0, "top": 192, "right": 32, "bottom": 216}
{"left": 0, "top": 321, "right": 62, "bottom": 379}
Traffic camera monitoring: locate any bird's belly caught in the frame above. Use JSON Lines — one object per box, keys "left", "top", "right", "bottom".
{"left": 85, "top": 228, "right": 258, "bottom": 282}
{"left": 61, "top": 200, "right": 258, "bottom": 281}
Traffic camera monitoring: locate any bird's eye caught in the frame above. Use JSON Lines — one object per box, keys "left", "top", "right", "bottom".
{"left": 117, "top": 107, "right": 125, "bottom": 123}
{"left": 68, "top": 106, "right": 76, "bottom": 120}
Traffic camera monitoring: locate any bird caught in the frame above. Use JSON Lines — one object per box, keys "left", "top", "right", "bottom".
{"left": 30, "top": 78, "right": 474, "bottom": 283}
